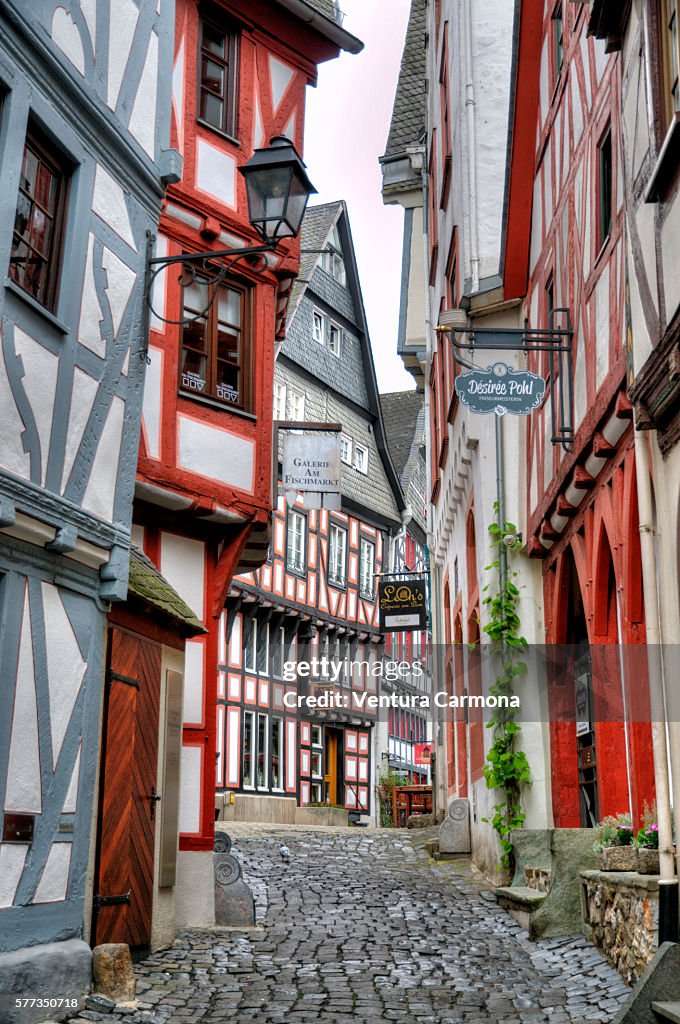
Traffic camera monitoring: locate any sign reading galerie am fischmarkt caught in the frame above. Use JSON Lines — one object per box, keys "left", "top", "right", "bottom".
{"left": 455, "top": 362, "right": 546, "bottom": 416}
{"left": 379, "top": 580, "right": 428, "bottom": 632}
{"left": 282, "top": 433, "right": 342, "bottom": 493}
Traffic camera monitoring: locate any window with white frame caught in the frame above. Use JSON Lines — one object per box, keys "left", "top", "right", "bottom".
{"left": 243, "top": 710, "right": 255, "bottom": 787}
{"left": 257, "top": 712, "right": 268, "bottom": 788}
{"left": 322, "top": 224, "right": 346, "bottom": 286}
{"left": 271, "top": 717, "right": 283, "bottom": 789}
{"left": 313, "top": 309, "right": 324, "bottom": 344}
{"left": 328, "top": 523, "right": 347, "bottom": 586}
{"left": 288, "top": 387, "right": 305, "bottom": 422}
{"left": 310, "top": 726, "right": 323, "bottom": 803}
{"left": 274, "top": 381, "right": 286, "bottom": 421}
{"left": 257, "top": 620, "right": 269, "bottom": 674}
{"left": 287, "top": 510, "right": 306, "bottom": 573}
{"left": 272, "top": 624, "right": 285, "bottom": 678}
{"left": 353, "top": 443, "right": 368, "bottom": 474}
{"left": 340, "top": 434, "right": 352, "bottom": 464}
{"left": 244, "top": 617, "right": 256, "bottom": 672}
{"left": 359, "top": 538, "right": 375, "bottom": 598}
{"left": 328, "top": 322, "right": 342, "bottom": 357}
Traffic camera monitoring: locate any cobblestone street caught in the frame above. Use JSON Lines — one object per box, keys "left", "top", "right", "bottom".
{"left": 68, "top": 825, "right": 631, "bottom": 1024}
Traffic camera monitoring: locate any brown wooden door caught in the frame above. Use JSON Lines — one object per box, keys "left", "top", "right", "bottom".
{"left": 92, "top": 627, "right": 162, "bottom": 949}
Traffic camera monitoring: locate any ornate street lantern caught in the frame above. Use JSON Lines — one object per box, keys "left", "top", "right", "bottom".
{"left": 239, "top": 135, "right": 317, "bottom": 244}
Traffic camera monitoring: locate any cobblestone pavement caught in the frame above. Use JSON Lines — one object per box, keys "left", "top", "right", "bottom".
{"left": 70, "top": 824, "right": 631, "bottom": 1024}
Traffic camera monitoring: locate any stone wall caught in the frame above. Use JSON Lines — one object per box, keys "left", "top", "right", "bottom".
{"left": 581, "top": 870, "right": 658, "bottom": 984}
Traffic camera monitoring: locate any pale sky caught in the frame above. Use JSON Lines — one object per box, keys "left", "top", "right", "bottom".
{"left": 303, "top": 0, "right": 415, "bottom": 396}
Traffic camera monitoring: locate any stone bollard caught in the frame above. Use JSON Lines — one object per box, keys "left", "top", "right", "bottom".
{"left": 92, "top": 943, "right": 136, "bottom": 1002}
{"left": 438, "top": 798, "right": 471, "bottom": 855}
{"left": 214, "top": 831, "right": 255, "bottom": 927}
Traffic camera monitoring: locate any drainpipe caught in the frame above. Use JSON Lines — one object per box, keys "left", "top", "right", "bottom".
{"left": 634, "top": 428, "right": 677, "bottom": 937}
{"left": 463, "top": 0, "right": 480, "bottom": 293}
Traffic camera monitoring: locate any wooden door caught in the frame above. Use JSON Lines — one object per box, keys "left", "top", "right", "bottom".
{"left": 92, "top": 627, "right": 162, "bottom": 948}
{"left": 324, "top": 729, "right": 339, "bottom": 805}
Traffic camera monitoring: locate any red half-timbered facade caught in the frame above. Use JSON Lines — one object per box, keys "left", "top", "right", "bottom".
{"left": 130, "top": 1, "right": 361, "bottom": 919}
{"left": 216, "top": 201, "right": 405, "bottom": 821}
{"left": 505, "top": 0, "right": 653, "bottom": 828}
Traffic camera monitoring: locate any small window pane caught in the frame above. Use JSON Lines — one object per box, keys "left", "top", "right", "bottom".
{"left": 201, "top": 92, "right": 223, "bottom": 127}
{"left": 218, "top": 287, "right": 241, "bottom": 326}
{"left": 202, "top": 58, "right": 225, "bottom": 97}
{"left": 21, "top": 149, "right": 38, "bottom": 193}
{"left": 203, "top": 24, "right": 225, "bottom": 58}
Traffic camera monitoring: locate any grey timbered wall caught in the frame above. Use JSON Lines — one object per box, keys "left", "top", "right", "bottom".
{"left": 0, "top": 0, "right": 175, "bottom": 972}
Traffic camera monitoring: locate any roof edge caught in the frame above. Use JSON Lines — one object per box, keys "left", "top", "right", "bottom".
{"left": 271, "top": 0, "right": 364, "bottom": 54}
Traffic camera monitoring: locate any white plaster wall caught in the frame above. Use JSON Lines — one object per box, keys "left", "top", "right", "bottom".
{"left": 151, "top": 645, "right": 185, "bottom": 951}
{"left": 175, "top": 851, "right": 214, "bottom": 930}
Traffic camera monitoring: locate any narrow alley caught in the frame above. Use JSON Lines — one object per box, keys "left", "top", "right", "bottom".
{"left": 69, "top": 826, "right": 630, "bottom": 1024}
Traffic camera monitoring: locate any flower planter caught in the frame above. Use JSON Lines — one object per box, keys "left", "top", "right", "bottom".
{"left": 636, "top": 848, "right": 660, "bottom": 875}
{"left": 598, "top": 846, "right": 637, "bottom": 871}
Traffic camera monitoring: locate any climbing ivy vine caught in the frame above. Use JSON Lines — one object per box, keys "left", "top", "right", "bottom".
{"left": 481, "top": 503, "right": 532, "bottom": 869}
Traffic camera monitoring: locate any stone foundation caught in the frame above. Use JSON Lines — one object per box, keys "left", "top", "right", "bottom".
{"left": 581, "top": 870, "right": 659, "bottom": 984}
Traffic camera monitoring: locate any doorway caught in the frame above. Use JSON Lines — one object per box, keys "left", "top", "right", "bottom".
{"left": 565, "top": 553, "right": 599, "bottom": 827}
{"left": 324, "top": 727, "right": 343, "bottom": 805}
{"left": 91, "top": 626, "right": 162, "bottom": 949}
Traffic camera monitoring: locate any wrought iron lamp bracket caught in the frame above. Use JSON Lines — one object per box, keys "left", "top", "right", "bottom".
{"left": 439, "top": 307, "right": 575, "bottom": 453}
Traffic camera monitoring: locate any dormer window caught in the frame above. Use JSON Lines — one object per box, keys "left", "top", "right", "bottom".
{"left": 322, "top": 224, "right": 346, "bottom": 286}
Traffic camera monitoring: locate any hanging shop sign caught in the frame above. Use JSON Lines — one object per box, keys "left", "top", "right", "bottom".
{"left": 379, "top": 579, "right": 428, "bottom": 632}
{"left": 282, "top": 433, "right": 342, "bottom": 493}
{"left": 454, "top": 362, "right": 546, "bottom": 416}
{"left": 414, "top": 743, "right": 432, "bottom": 766}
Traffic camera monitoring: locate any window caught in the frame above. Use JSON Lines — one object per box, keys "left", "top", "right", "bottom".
{"left": 322, "top": 224, "right": 346, "bottom": 285}
{"left": 598, "top": 128, "right": 613, "bottom": 248}
{"left": 198, "top": 15, "right": 239, "bottom": 138}
{"left": 288, "top": 387, "right": 306, "bottom": 422}
{"left": 243, "top": 710, "right": 255, "bottom": 787}
{"left": 271, "top": 718, "right": 283, "bottom": 789}
{"left": 272, "top": 624, "right": 285, "bottom": 678}
{"left": 313, "top": 310, "right": 324, "bottom": 344}
{"left": 359, "top": 538, "right": 375, "bottom": 598}
{"left": 553, "top": 5, "right": 564, "bottom": 81}
{"left": 257, "top": 620, "right": 269, "bottom": 674}
{"left": 244, "top": 617, "right": 256, "bottom": 672}
{"left": 663, "top": 0, "right": 680, "bottom": 123}
{"left": 311, "top": 750, "right": 323, "bottom": 777}
{"left": 353, "top": 443, "right": 368, "bottom": 474}
{"left": 328, "top": 322, "right": 342, "bottom": 357}
{"left": 287, "top": 510, "right": 306, "bottom": 573}
{"left": 311, "top": 725, "right": 322, "bottom": 746}
{"left": 340, "top": 434, "right": 352, "bottom": 464}
{"left": 179, "top": 275, "right": 249, "bottom": 408}
{"left": 274, "top": 381, "right": 287, "bottom": 421}
{"left": 257, "top": 713, "right": 268, "bottom": 788}
{"left": 328, "top": 523, "right": 347, "bottom": 587}
{"left": 10, "top": 128, "right": 68, "bottom": 312}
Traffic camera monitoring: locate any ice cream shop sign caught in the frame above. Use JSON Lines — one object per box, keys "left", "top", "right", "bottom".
{"left": 455, "top": 363, "right": 545, "bottom": 416}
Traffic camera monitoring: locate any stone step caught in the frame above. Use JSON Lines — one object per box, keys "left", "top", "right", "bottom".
{"left": 652, "top": 1002, "right": 680, "bottom": 1023}
{"left": 495, "top": 885, "right": 549, "bottom": 910}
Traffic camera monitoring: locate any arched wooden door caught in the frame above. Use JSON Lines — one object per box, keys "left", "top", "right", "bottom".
{"left": 91, "top": 626, "right": 162, "bottom": 949}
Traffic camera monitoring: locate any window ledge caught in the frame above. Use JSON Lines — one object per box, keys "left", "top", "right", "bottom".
{"left": 645, "top": 114, "right": 680, "bottom": 204}
{"left": 196, "top": 119, "right": 240, "bottom": 149}
{"left": 4, "top": 279, "right": 69, "bottom": 334}
{"left": 178, "top": 389, "right": 257, "bottom": 420}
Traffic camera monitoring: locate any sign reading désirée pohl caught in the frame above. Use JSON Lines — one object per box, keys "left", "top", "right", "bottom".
{"left": 379, "top": 580, "right": 427, "bottom": 633}
{"left": 282, "top": 433, "right": 342, "bottom": 493}
{"left": 455, "top": 362, "right": 546, "bottom": 416}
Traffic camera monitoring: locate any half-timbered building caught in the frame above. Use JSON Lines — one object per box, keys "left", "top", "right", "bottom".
{"left": 513, "top": 0, "right": 653, "bottom": 831}
{"left": 0, "top": 0, "right": 175, "bottom": 1006}
{"left": 216, "top": 201, "right": 406, "bottom": 824}
{"left": 131, "top": 4, "right": 361, "bottom": 925}
{"left": 379, "top": 390, "right": 432, "bottom": 785}
{"left": 386, "top": 0, "right": 655, "bottom": 877}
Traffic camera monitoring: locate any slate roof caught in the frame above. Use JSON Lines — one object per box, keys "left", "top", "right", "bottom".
{"left": 303, "top": 0, "right": 341, "bottom": 20}
{"left": 128, "top": 546, "right": 206, "bottom": 635}
{"left": 380, "top": 390, "right": 424, "bottom": 481}
{"left": 384, "top": 0, "right": 427, "bottom": 158}
{"left": 289, "top": 202, "right": 341, "bottom": 316}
